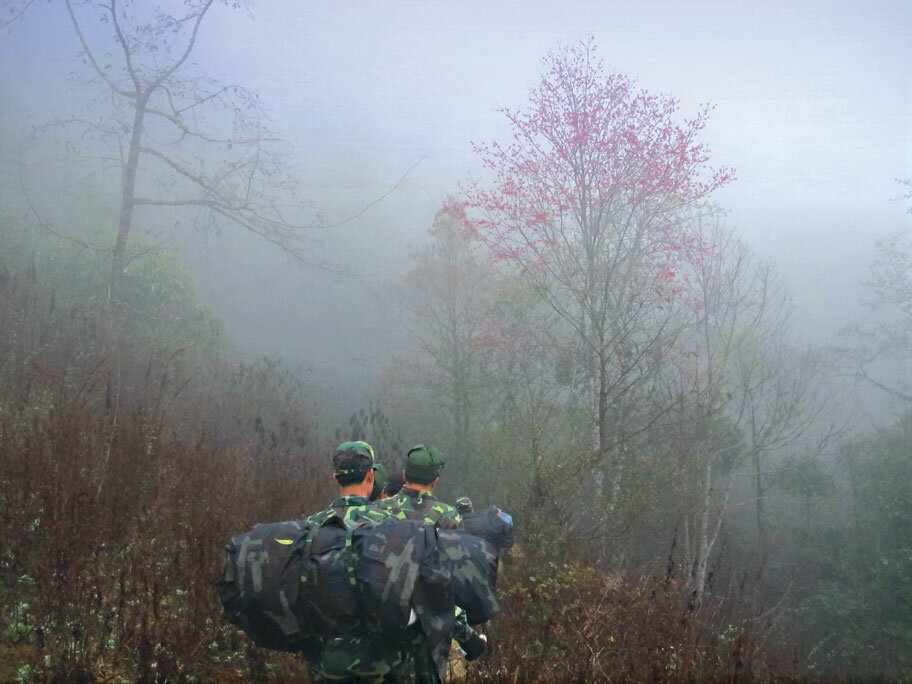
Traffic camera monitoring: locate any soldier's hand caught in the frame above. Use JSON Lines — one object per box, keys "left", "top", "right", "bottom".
{"left": 462, "top": 633, "right": 487, "bottom": 661}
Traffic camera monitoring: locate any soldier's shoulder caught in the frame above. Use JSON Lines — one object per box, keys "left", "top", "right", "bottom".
{"left": 303, "top": 507, "right": 332, "bottom": 525}
{"left": 374, "top": 493, "right": 416, "bottom": 522}
{"left": 303, "top": 500, "right": 389, "bottom": 528}
{"left": 431, "top": 500, "right": 461, "bottom": 516}
{"left": 377, "top": 492, "right": 411, "bottom": 509}
{"left": 348, "top": 504, "right": 394, "bottom": 525}
{"left": 374, "top": 495, "right": 396, "bottom": 510}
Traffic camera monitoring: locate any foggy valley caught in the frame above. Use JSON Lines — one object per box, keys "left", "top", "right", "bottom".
{"left": 0, "top": 1, "right": 910, "bottom": 681}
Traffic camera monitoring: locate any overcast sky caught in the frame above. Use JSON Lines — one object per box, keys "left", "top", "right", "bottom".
{"left": 1, "top": 0, "right": 910, "bottom": 375}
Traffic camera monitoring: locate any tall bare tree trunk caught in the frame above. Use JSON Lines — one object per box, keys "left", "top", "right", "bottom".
{"left": 109, "top": 93, "right": 148, "bottom": 320}
{"left": 753, "top": 447, "right": 768, "bottom": 580}
{"left": 690, "top": 460, "right": 733, "bottom": 608}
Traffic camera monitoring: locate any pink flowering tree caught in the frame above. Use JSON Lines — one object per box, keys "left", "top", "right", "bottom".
{"left": 459, "top": 38, "right": 734, "bottom": 502}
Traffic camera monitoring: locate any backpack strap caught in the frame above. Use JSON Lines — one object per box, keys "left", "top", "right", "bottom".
{"left": 344, "top": 524, "right": 357, "bottom": 587}
{"left": 332, "top": 505, "right": 348, "bottom": 523}
{"left": 299, "top": 523, "right": 320, "bottom": 585}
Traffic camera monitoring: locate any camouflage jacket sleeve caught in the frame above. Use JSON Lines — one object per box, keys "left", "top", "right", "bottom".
{"left": 344, "top": 504, "right": 393, "bottom": 527}
{"left": 434, "top": 506, "right": 464, "bottom": 530}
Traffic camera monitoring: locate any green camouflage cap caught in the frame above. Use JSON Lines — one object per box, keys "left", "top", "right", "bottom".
{"left": 332, "top": 440, "right": 375, "bottom": 476}
{"left": 455, "top": 496, "right": 474, "bottom": 514}
{"left": 370, "top": 462, "right": 390, "bottom": 501}
{"left": 404, "top": 444, "right": 446, "bottom": 483}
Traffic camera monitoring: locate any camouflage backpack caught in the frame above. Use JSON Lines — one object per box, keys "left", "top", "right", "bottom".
{"left": 462, "top": 505, "right": 516, "bottom": 550}
{"left": 216, "top": 519, "right": 318, "bottom": 654}
{"left": 438, "top": 530, "right": 502, "bottom": 625}
{"left": 216, "top": 513, "right": 393, "bottom": 652}
{"left": 217, "top": 516, "right": 455, "bottom": 645}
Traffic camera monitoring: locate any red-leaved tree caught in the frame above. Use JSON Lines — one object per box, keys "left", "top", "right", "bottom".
{"left": 457, "top": 37, "right": 734, "bottom": 519}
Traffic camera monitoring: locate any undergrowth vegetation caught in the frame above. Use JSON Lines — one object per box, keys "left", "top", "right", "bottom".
{"left": 1, "top": 212, "right": 911, "bottom": 682}
{"left": 0, "top": 217, "right": 323, "bottom": 681}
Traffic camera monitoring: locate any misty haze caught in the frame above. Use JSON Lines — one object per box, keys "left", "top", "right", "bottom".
{"left": 0, "top": 1, "right": 910, "bottom": 682}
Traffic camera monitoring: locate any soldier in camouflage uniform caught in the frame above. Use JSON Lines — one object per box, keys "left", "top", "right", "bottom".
{"left": 378, "top": 445, "right": 487, "bottom": 681}
{"left": 370, "top": 462, "right": 390, "bottom": 502}
{"left": 304, "top": 441, "right": 406, "bottom": 683}
{"left": 305, "top": 441, "right": 392, "bottom": 528}
{"left": 378, "top": 445, "right": 463, "bottom": 529}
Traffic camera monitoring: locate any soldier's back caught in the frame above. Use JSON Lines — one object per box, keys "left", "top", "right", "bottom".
{"left": 378, "top": 488, "right": 463, "bottom": 530}
{"left": 306, "top": 494, "right": 393, "bottom": 529}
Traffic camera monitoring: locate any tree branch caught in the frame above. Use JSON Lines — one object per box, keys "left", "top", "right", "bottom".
{"left": 318, "top": 154, "right": 429, "bottom": 230}
{"left": 0, "top": 0, "right": 35, "bottom": 29}
{"left": 856, "top": 363, "right": 912, "bottom": 402}
{"left": 154, "top": 0, "right": 215, "bottom": 87}
{"left": 106, "top": 0, "right": 140, "bottom": 92}
{"left": 65, "top": 0, "right": 136, "bottom": 99}
{"left": 19, "top": 153, "right": 111, "bottom": 253}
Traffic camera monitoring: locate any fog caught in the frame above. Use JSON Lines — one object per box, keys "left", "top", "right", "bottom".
{"left": 3, "top": 2, "right": 912, "bottom": 679}
{"left": 3, "top": 1, "right": 909, "bottom": 391}
{"left": 185, "top": 1, "right": 911, "bottom": 370}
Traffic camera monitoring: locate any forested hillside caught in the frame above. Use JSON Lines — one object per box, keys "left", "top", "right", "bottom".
{"left": 1, "top": 2, "right": 911, "bottom": 682}
{"left": 2, "top": 183, "right": 911, "bottom": 682}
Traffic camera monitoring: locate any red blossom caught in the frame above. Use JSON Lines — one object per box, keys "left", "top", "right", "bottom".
{"left": 459, "top": 37, "right": 734, "bottom": 300}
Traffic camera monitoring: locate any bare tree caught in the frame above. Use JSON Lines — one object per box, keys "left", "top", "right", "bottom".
{"left": 395, "top": 204, "right": 494, "bottom": 458}
{"left": 662, "top": 213, "right": 759, "bottom": 605}
{"left": 839, "top": 224, "right": 912, "bottom": 402}
{"left": 665, "top": 212, "right": 836, "bottom": 605}
{"left": 16, "top": 0, "right": 328, "bottom": 325}
{"left": 736, "top": 341, "right": 838, "bottom": 567}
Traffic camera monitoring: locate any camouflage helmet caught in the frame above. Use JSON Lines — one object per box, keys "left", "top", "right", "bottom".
{"left": 404, "top": 444, "right": 446, "bottom": 484}
{"left": 369, "top": 462, "right": 390, "bottom": 501}
{"left": 332, "top": 441, "right": 375, "bottom": 481}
